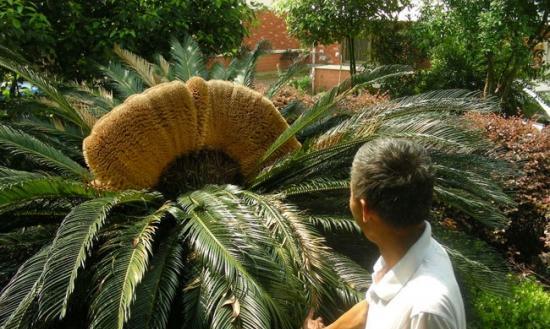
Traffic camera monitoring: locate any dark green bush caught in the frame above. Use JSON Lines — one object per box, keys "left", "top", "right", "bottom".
{"left": 472, "top": 278, "right": 550, "bottom": 329}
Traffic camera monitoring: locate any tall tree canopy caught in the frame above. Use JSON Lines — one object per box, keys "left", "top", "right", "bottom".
{"left": 0, "top": 0, "right": 255, "bottom": 81}
{"left": 413, "top": 0, "right": 549, "bottom": 114}
{"left": 277, "top": 0, "right": 410, "bottom": 77}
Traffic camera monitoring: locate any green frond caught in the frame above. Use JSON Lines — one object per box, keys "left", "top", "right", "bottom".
{"left": 231, "top": 40, "right": 270, "bottom": 87}
{"left": 128, "top": 228, "right": 184, "bottom": 329}
{"left": 181, "top": 266, "right": 235, "bottom": 329}
{"left": 0, "top": 125, "right": 90, "bottom": 179}
{"left": 278, "top": 101, "right": 307, "bottom": 124}
{"left": 433, "top": 186, "right": 509, "bottom": 228}
{"left": 265, "top": 55, "right": 307, "bottom": 99}
{"left": 0, "top": 45, "right": 29, "bottom": 66}
{"left": 315, "top": 90, "right": 496, "bottom": 150}
{"left": 0, "top": 57, "right": 89, "bottom": 132}
{"left": 0, "top": 176, "right": 97, "bottom": 216}
{"left": 175, "top": 187, "right": 302, "bottom": 328}
{"left": 0, "top": 225, "right": 57, "bottom": 251}
{"left": 7, "top": 120, "right": 84, "bottom": 161}
{"left": 238, "top": 190, "right": 341, "bottom": 311}
{"left": 252, "top": 139, "right": 366, "bottom": 192}
{"left": 261, "top": 65, "right": 408, "bottom": 163}
{"left": 279, "top": 178, "right": 349, "bottom": 196}
{"left": 88, "top": 204, "right": 169, "bottom": 329}
{"left": 170, "top": 37, "right": 208, "bottom": 82}
{"left": 433, "top": 162, "right": 513, "bottom": 205}
{"left": 114, "top": 44, "right": 163, "bottom": 87}
{"left": 261, "top": 87, "right": 339, "bottom": 163}
{"left": 38, "top": 191, "right": 162, "bottom": 321}
{"left": 154, "top": 54, "right": 171, "bottom": 80}
{"left": 0, "top": 246, "right": 49, "bottom": 329}
{"left": 316, "top": 251, "right": 369, "bottom": 321}
{"left": 0, "top": 168, "right": 43, "bottom": 185}
{"left": 432, "top": 224, "right": 510, "bottom": 297}
{"left": 101, "top": 62, "right": 144, "bottom": 100}
{"left": 207, "top": 62, "right": 228, "bottom": 81}
{"left": 64, "top": 85, "right": 117, "bottom": 116}
{"left": 336, "top": 65, "right": 414, "bottom": 93}
{"left": 306, "top": 215, "right": 361, "bottom": 234}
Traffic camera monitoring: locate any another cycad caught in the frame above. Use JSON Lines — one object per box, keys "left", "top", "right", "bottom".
{"left": 0, "top": 38, "right": 513, "bottom": 329}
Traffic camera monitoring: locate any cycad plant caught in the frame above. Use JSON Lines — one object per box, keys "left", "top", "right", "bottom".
{"left": 0, "top": 38, "right": 513, "bottom": 329}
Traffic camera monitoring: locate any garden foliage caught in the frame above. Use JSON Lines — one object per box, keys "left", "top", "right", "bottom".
{"left": 412, "top": 0, "right": 549, "bottom": 115}
{"left": 0, "top": 0, "right": 255, "bottom": 81}
{"left": 0, "top": 39, "right": 520, "bottom": 329}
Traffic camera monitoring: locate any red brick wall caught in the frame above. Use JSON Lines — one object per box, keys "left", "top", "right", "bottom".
{"left": 212, "top": 10, "right": 344, "bottom": 73}
{"left": 244, "top": 10, "right": 301, "bottom": 50}
{"left": 314, "top": 67, "right": 350, "bottom": 93}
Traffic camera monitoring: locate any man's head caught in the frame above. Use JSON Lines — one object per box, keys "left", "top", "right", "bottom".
{"left": 349, "top": 138, "right": 433, "bottom": 238}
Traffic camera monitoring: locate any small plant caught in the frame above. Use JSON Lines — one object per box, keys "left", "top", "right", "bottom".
{"left": 289, "top": 75, "right": 311, "bottom": 93}
{"left": 472, "top": 277, "right": 550, "bottom": 329}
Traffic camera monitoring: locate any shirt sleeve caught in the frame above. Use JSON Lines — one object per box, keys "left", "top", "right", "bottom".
{"left": 410, "top": 312, "right": 455, "bottom": 329}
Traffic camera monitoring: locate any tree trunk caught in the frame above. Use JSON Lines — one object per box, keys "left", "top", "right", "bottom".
{"left": 347, "top": 35, "right": 356, "bottom": 87}
{"left": 483, "top": 52, "right": 495, "bottom": 98}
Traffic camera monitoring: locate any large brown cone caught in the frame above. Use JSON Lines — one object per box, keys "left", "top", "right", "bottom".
{"left": 83, "top": 77, "right": 300, "bottom": 190}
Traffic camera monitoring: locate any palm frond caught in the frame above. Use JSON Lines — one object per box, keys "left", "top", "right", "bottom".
{"left": 279, "top": 178, "right": 349, "bottom": 197}
{"left": 101, "top": 62, "right": 144, "bottom": 100}
{"left": 0, "top": 225, "right": 57, "bottom": 250}
{"left": 315, "top": 90, "right": 496, "bottom": 151}
{"left": 252, "top": 139, "right": 366, "bottom": 192}
{"left": 7, "top": 119, "right": 84, "bottom": 161}
{"left": 88, "top": 203, "right": 169, "bottom": 329}
{"left": 181, "top": 266, "right": 235, "bottom": 329}
{"left": 0, "top": 246, "right": 49, "bottom": 329}
{"left": 154, "top": 54, "right": 172, "bottom": 80}
{"left": 336, "top": 65, "right": 414, "bottom": 93}
{"left": 114, "top": 44, "right": 163, "bottom": 87}
{"left": 432, "top": 224, "right": 511, "bottom": 297}
{"left": 38, "top": 191, "right": 162, "bottom": 321}
{"left": 174, "top": 187, "right": 303, "bottom": 328}
{"left": 260, "top": 87, "right": 339, "bottom": 163}
{"left": 305, "top": 215, "right": 361, "bottom": 234}
{"left": 265, "top": 55, "right": 308, "bottom": 99}
{"left": 170, "top": 37, "right": 208, "bottom": 82}
{"left": 64, "top": 84, "right": 117, "bottom": 116}
{"left": 231, "top": 40, "right": 270, "bottom": 87}
{"left": 0, "top": 176, "right": 97, "bottom": 217}
{"left": 128, "top": 228, "right": 184, "bottom": 329}
{"left": 0, "top": 56, "right": 89, "bottom": 131}
{"left": 316, "top": 251, "right": 369, "bottom": 320}
{"left": 208, "top": 62, "right": 229, "bottom": 81}
{"left": 0, "top": 125, "right": 90, "bottom": 179}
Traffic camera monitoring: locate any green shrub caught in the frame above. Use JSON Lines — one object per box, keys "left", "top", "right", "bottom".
{"left": 472, "top": 278, "right": 550, "bottom": 329}
{"left": 289, "top": 75, "right": 312, "bottom": 93}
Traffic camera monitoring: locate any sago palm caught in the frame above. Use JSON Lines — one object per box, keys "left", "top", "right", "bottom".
{"left": 0, "top": 38, "right": 513, "bottom": 329}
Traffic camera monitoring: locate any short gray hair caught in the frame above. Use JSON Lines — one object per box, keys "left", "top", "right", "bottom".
{"left": 351, "top": 138, "right": 434, "bottom": 227}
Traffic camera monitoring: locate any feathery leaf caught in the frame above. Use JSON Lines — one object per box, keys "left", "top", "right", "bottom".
{"left": 38, "top": 191, "right": 162, "bottom": 321}
{"left": 88, "top": 204, "right": 169, "bottom": 329}
{"left": 0, "top": 125, "right": 90, "bottom": 179}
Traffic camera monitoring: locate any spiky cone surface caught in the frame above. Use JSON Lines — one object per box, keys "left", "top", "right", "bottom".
{"left": 83, "top": 77, "right": 300, "bottom": 190}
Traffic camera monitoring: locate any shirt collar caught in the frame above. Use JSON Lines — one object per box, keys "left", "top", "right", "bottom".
{"left": 369, "top": 221, "right": 432, "bottom": 303}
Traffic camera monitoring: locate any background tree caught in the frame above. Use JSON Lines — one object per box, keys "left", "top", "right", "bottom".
{"left": 277, "top": 0, "right": 410, "bottom": 78}
{"left": 413, "top": 0, "right": 550, "bottom": 115}
{"left": 0, "top": 0, "right": 255, "bottom": 81}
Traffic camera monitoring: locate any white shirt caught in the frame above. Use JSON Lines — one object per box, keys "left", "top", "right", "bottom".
{"left": 364, "top": 222, "right": 466, "bottom": 329}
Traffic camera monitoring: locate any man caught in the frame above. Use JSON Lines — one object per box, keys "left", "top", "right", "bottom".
{"left": 306, "top": 139, "right": 466, "bottom": 329}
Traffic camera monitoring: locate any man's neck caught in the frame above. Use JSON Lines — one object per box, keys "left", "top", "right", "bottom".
{"left": 376, "top": 222, "right": 426, "bottom": 277}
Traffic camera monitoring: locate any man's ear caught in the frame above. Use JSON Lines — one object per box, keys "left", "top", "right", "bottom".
{"left": 359, "top": 198, "right": 370, "bottom": 223}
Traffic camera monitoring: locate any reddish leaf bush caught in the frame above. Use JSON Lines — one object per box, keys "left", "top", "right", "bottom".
{"left": 467, "top": 113, "right": 550, "bottom": 276}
